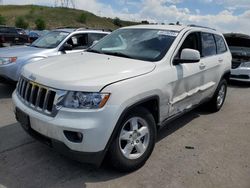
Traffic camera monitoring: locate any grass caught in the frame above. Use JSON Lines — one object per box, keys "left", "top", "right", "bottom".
{"left": 0, "top": 5, "right": 139, "bottom": 30}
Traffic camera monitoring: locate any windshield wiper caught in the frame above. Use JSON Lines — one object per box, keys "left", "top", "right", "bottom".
{"left": 31, "top": 45, "right": 44, "bottom": 48}
{"left": 102, "top": 51, "right": 132, "bottom": 59}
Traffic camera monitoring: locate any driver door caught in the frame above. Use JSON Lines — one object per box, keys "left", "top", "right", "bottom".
{"left": 63, "top": 34, "right": 88, "bottom": 54}
{"left": 169, "top": 32, "right": 204, "bottom": 117}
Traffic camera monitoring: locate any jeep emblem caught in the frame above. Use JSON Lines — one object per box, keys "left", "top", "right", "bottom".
{"left": 29, "top": 74, "right": 36, "bottom": 81}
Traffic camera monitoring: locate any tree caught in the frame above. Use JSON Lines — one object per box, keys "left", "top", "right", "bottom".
{"left": 141, "top": 20, "right": 149, "bottom": 24}
{"left": 78, "top": 13, "right": 87, "bottom": 24}
{"left": 15, "top": 17, "right": 29, "bottom": 29}
{"left": 0, "top": 15, "right": 6, "bottom": 25}
{"left": 35, "top": 18, "right": 46, "bottom": 30}
{"left": 113, "top": 17, "right": 122, "bottom": 27}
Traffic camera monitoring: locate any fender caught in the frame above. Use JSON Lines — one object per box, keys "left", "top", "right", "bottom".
{"left": 101, "top": 95, "right": 160, "bottom": 161}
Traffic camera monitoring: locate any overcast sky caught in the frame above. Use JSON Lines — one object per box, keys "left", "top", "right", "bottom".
{"left": 2, "top": 0, "right": 250, "bottom": 34}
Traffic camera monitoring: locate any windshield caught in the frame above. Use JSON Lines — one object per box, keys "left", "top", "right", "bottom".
{"left": 31, "top": 31, "right": 69, "bottom": 48}
{"left": 88, "top": 29, "right": 178, "bottom": 61}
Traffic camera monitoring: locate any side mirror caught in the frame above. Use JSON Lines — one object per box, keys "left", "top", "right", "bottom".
{"left": 91, "top": 40, "right": 99, "bottom": 47}
{"left": 174, "top": 48, "right": 200, "bottom": 64}
{"left": 62, "top": 43, "right": 73, "bottom": 51}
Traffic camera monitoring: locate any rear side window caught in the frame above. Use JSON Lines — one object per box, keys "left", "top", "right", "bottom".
{"left": 214, "top": 35, "right": 227, "bottom": 54}
{"left": 0, "top": 27, "right": 16, "bottom": 34}
{"left": 0, "top": 27, "right": 8, "bottom": 33}
{"left": 201, "top": 33, "right": 216, "bottom": 57}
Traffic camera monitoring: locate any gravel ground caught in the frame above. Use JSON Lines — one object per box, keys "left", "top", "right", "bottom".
{"left": 0, "top": 80, "right": 249, "bottom": 188}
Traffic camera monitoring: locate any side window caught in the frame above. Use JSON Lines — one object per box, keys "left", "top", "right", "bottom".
{"left": 214, "top": 34, "right": 227, "bottom": 54}
{"left": 176, "top": 32, "right": 200, "bottom": 58}
{"left": 0, "top": 27, "right": 8, "bottom": 33}
{"left": 66, "top": 34, "right": 88, "bottom": 50}
{"left": 88, "top": 33, "right": 107, "bottom": 46}
{"left": 10, "top": 28, "right": 17, "bottom": 34}
{"left": 201, "top": 33, "right": 216, "bottom": 57}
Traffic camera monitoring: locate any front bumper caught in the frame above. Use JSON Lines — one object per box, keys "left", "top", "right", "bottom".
{"left": 230, "top": 67, "right": 250, "bottom": 82}
{"left": 17, "top": 118, "right": 105, "bottom": 166}
{"left": 12, "top": 91, "right": 120, "bottom": 164}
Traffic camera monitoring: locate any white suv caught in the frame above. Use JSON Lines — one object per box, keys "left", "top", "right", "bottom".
{"left": 13, "top": 24, "right": 231, "bottom": 172}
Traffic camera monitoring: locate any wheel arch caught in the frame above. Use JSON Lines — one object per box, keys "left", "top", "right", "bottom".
{"left": 221, "top": 70, "right": 231, "bottom": 82}
{"left": 102, "top": 95, "right": 160, "bottom": 161}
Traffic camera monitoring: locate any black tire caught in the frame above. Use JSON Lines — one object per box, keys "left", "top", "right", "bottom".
{"left": 108, "top": 107, "right": 156, "bottom": 172}
{"left": 206, "top": 79, "right": 227, "bottom": 112}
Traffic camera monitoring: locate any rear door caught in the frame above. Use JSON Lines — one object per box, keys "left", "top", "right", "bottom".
{"left": 200, "top": 32, "right": 225, "bottom": 98}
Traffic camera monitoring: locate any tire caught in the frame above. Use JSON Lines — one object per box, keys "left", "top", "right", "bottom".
{"left": 108, "top": 107, "right": 157, "bottom": 172}
{"left": 207, "top": 79, "right": 227, "bottom": 112}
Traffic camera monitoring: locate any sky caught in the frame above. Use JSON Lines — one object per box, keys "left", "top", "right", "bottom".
{"left": 2, "top": 0, "right": 250, "bottom": 35}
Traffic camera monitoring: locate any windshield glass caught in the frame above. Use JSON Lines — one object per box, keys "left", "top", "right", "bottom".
{"left": 88, "top": 28, "right": 178, "bottom": 61}
{"left": 31, "top": 31, "right": 69, "bottom": 48}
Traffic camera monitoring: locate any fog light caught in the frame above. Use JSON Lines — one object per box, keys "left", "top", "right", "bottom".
{"left": 63, "top": 130, "right": 83, "bottom": 143}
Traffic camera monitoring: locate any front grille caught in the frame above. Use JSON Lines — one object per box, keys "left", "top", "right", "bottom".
{"left": 231, "top": 74, "right": 250, "bottom": 79}
{"left": 16, "top": 77, "right": 60, "bottom": 116}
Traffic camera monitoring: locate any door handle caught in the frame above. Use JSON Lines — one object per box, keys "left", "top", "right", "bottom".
{"left": 199, "top": 63, "right": 206, "bottom": 69}
{"left": 218, "top": 58, "right": 223, "bottom": 63}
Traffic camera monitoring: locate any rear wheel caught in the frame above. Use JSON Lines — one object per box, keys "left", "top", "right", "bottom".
{"left": 207, "top": 79, "right": 227, "bottom": 112}
{"left": 109, "top": 107, "right": 156, "bottom": 172}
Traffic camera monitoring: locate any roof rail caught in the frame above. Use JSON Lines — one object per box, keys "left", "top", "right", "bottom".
{"left": 75, "top": 27, "right": 112, "bottom": 32}
{"left": 188, "top": 24, "right": 216, "bottom": 31}
{"left": 56, "top": 26, "right": 76, "bottom": 29}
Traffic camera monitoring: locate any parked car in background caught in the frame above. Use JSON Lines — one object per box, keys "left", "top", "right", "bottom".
{"left": 224, "top": 33, "right": 250, "bottom": 82}
{"left": 0, "top": 28, "right": 110, "bottom": 81}
{"left": 13, "top": 24, "right": 231, "bottom": 172}
{"left": 28, "top": 31, "right": 40, "bottom": 43}
{"left": 0, "top": 26, "right": 29, "bottom": 47}
{"left": 26, "top": 30, "right": 50, "bottom": 43}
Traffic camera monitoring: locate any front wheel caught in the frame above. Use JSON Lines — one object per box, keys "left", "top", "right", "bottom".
{"left": 207, "top": 79, "right": 227, "bottom": 112}
{"left": 108, "top": 107, "right": 156, "bottom": 172}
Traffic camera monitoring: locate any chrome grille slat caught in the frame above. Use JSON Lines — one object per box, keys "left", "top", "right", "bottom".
{"left": 43, "top": 90, "right": 50, "bottom": 111}
{"left": 16, "top": 77, "right": 63, "bottom": 117}
{"left": 24, "top": 82, "right": 30, "bottom": 101}
{"left": 29, "top": 84, "right": 35, "bottom": 103}
{"left": 35, "top": 87, "right": 42, "bottom": 108}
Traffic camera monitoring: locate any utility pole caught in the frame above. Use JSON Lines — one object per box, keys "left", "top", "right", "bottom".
{"left": 54, "top": 0, "right": 75, "bottom": 8}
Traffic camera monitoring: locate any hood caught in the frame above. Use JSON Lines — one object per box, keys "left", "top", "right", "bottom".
{"left": 224, "top": 33, "right": 250, "bottom": 62}
{"left": 224, "top": 33, "right": 250, "bottom": 49}
{"left": 0, "top": 45, "right": 51, "bottom": 58}
{"left": 22, "top": 52, "right": 156, "bottom": 91}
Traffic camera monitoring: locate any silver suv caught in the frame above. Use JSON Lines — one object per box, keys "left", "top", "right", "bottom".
{"left": 0, "top": 28, "right": 110, "bottom": 81}
{"left": 13, "top": 24, "right": 231, "bottom": 172}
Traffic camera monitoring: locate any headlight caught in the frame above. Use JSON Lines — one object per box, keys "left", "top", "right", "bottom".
{"left": 63, "top": 92, "right": 110, "bottom": 109}
{"left": 240, "top": 62, "right": 250, "bottom": 68}
{"left": 0, "top": 57, "right": 17, "bottom": 65}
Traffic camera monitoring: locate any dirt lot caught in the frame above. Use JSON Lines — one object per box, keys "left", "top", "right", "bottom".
{"left": 0, "top": 80, "right": 249, "bottom": 188}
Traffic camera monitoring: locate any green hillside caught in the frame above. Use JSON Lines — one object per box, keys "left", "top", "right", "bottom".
{"left": 0, "top": 5, "right": 139, "bottom": 30}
